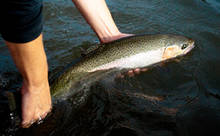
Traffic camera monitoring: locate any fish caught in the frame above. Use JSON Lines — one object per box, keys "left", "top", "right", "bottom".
{"left": 50, "top": 34, "right": 195, "bottom": 100}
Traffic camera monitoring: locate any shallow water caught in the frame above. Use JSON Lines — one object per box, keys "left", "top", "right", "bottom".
{"left": 0, "top": 0, "right": 220, "bottom": 136}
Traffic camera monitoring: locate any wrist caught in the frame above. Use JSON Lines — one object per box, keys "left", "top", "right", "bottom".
{"left": 99, "top": 33, "right": 134, "bottom": 43}
{"left": 99, "top": 31, "right": 121, "bottom": 43}
{"left": 94, "top": 24, "right": 121, "bottom": 43}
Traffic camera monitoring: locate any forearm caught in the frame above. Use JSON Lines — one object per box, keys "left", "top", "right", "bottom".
{"left": 6, "top": 34, "right": 48, "bottom": 89}
{"left": 72, "top": 0, "right": 121, "bottom": 43}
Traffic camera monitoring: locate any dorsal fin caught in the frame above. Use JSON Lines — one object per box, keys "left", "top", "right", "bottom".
{"left": 79, "top": 41, "right": 101, "bottom": 57}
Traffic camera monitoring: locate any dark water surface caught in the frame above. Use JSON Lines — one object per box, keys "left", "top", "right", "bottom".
{"left": 0, "top": 0, "right": 220, "bottom": 136}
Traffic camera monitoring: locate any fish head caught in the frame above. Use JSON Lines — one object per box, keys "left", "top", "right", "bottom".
{"left": 162, "top": 35, "right": 195, "bottom": 60}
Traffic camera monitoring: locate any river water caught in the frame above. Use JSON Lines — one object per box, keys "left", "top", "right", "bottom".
{"left": 0, "top": 0, "right": 220, "bottom": 136}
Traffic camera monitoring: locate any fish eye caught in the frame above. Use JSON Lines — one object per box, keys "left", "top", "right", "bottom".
{"left": 181, "top": 43, "right": 188, "bottom": 50}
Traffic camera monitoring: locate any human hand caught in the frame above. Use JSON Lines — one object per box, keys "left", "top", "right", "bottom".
{"left": 101, "top": 33, "right": 134, "bottom": 44}
{"left": 117, "top": 68, "right": 149, "bottom": 78}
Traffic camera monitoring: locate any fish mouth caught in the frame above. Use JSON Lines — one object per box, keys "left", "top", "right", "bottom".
{"left": 183, "top": 39, "right": 195, "bottom": 54}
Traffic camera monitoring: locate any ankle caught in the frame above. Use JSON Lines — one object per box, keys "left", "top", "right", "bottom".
{"left": 21, "top": 79, "right": 49, "bottom": 94}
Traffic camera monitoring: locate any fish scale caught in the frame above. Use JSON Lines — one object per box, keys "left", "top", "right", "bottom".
{"left": 50, "top": 34, "right": 195, "bottom": 100}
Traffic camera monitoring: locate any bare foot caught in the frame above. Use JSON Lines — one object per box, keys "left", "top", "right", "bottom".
{"left": 21, "top": 81, "right": 52, "bottom": 128}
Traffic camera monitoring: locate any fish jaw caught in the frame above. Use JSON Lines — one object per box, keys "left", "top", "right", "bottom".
{"left": 183, "top": 40, "right": 195, "bottom": 55}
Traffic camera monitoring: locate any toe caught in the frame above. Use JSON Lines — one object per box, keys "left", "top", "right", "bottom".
{"left": 21, "top": 119, "right": 35, "bottom": 128}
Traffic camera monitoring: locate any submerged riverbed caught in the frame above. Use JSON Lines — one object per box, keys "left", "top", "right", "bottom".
{"left": 0, "top": 0, "right": 220, "bottom": 136}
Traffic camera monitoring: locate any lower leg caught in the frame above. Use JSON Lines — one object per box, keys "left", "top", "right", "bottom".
{"left": 5, "top": 34, "right": 52, "bottom": 128}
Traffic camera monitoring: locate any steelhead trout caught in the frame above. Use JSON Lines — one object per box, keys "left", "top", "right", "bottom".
{"left": 51, "top": 34, "right": 195, "bottom": 100}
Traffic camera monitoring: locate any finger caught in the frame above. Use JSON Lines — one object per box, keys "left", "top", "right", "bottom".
{"left": 37, "top": 115, "right": 44, "bottom": 125}
{"left": 37, "top": 107, "right": 52, "bottom": 124}
{"left": 21, "top": 119, "right": 35, "bottom": 128}
{"left": 119, "top": 74, "right": 125, "bottom": 78}
{"left": 174, "top": 58, "right": 181, "bottom": 62}
{"left": 116, "top": 73, "right": 125, "bottom": 79}
{"left": 128, "top": 70, "right": 134, "bottom": 77}
{"left": 40, "top": 111, "right": 49, "bottom": 120}
{"left": 140, "top": 68, "right": 148, "bottom": 72}
{"left": 159, "top": 62, "right": 166, "bottom": 67}
{"left": 134, "top": 68, "right": 140, "bottom": 74}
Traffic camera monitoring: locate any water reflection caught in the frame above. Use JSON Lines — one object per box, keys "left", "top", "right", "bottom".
{"left": 0, "top": 0, "right": 220, "bottom": 135}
